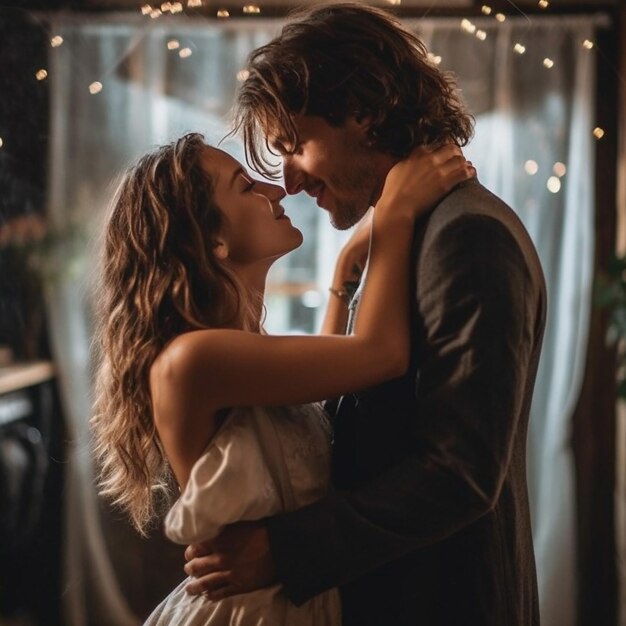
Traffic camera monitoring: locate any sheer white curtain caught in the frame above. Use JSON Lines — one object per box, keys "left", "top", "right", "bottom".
{"left": 46, "top": 13, "right": 604, "bottom": 625}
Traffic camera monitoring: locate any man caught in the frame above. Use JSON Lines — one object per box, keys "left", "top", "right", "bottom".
{"left": 185, "top": 5, "right": 546, "bottom": 625}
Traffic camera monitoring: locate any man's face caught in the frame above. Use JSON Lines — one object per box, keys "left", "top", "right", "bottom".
{"left": 269, "top": 115, "right": 389, "bottom": 230}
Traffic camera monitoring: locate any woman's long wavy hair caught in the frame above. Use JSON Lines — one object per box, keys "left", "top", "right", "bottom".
{"left": 91, "top": 133, "right": 260, "bottom": 535}
{"left": 234, "top": 3, "right": 474, "bottom": 178}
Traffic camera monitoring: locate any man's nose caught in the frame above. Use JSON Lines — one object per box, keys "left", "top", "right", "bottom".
{"left": 282, "top": 156, "right": 305, "bottom": 195}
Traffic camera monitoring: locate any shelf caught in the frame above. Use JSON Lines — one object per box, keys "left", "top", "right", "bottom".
{"left": 0, "top": 361, "right": 55, "bottom": 395}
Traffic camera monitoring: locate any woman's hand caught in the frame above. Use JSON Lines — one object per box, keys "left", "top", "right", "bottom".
{"left": 376, "top": 144, "right": 475, "bottom": 222}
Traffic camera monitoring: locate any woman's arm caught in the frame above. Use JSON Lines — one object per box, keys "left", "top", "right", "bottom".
{"left": 156, "top": 146, "right": 473, "bottom": 412}
{"left": 320, "top": 210, "right": 371, "bottom": 336}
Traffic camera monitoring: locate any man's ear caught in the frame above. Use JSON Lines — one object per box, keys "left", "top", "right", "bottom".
{"left": 213, "top": 238, "right": 229, "bottom": 260}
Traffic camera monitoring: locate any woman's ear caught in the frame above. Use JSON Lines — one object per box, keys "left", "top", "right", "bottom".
{"left": 213, "top": 238, "right": 229, "bottom": 260}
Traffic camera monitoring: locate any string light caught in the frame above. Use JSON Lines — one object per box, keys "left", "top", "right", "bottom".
{"left": 141, "top": 4, "right": 152, "bottom": 15}
{"left": 150, "top": 9, "right": 162, "bottom": 18}
{"left": 167, "top": 39, "right": 180, "bottom": 50}
{"left": 514, "top": 43, "right": 526, "bottom": 55}
{"left": 553, "top": 162, "right": 567, "bottom": 177}
{"left": 547, "top": 176, "right": 561, "bottom": 193}
{"left": 179, "top": 47, "right": 192, "bottom": 58}
{"left": 50, "top": 35, "right": 64, "bottom": 47}
{"left": 89, "top": 81, "right": 103, "bottom": 94}
{"left": 237, "top": 69, "right": 250, "bottom": 81}
{"left": 538, "top": 0, "right": 549, "bottom": 8}
{"left": 461, "top": 19, "right": 476, "bottom": 34}
{"left": 476, "top": 30, "right": 487, "bottom": 41}
{"left": 171, "top": 2, "right": 183, "bottom": 12}
{"left": 593, "top": 127, "right": 605, "bottom": 139}
{"left": 161, "top": 2, "right": 172, "bottom": 10}
{"left": 481, "top": 5, "right": 492, "bottom": 15}
{"left": 243, "top": 5, "right": 261, "bottom": 14}
{"left": 543, "top": 58, "right": 554, "bottom": 68}
{"left": 495, "top": 13, "right": 506, "bottom": 22}
{"left": 187, "top": 0, "right": 203, "bottom": 6}
{"left": 35, "top": 69, "right": 48, "bottom": 81}
{"left": 217, "top": 9, "right": 230, "bottom": 17}
{"left": 524, "top": 160, "right": 538, "bottom": 175}
{"left": 0, "top": 138, "right": 3, "bottom": 149}
{"left": 583, "top": 40, "right": 594, "bottom": 50}
{"left": 386, "top": 0, "right": 402, "bottom": 5}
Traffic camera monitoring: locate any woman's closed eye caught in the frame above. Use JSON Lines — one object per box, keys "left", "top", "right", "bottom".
{"left": 241, "top": 177, "right": 256, "bottom": 192}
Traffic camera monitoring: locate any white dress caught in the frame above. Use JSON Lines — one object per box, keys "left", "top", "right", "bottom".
{"left": 144, "top": 404, "right": 341, "bottom": 626}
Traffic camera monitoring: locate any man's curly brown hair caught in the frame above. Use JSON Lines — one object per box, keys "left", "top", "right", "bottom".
{"left": 234, "top": 3, "right": 474, "bottom": 178}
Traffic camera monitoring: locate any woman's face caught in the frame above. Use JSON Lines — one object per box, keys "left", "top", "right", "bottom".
{"left": 202, "top": 147, "right": 303, "bottom": 266}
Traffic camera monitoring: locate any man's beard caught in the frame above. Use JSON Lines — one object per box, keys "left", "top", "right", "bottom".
{"left": 327, "top": 149, "right": 379, "bottom": 230}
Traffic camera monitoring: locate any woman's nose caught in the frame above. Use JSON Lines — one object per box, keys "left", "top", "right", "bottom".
{"left": 258, "top": 181, "right": 286, "bottom": 201}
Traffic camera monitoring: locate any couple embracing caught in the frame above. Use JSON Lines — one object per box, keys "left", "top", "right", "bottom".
{"left": 91, "top": 4, "right": 546, "bottom": 626}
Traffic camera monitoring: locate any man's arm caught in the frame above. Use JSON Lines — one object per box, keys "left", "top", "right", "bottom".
{"left": 266, "top": 213, "right": 545, "bottom": 603}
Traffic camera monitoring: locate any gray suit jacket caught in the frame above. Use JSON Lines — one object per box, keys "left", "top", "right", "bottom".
{"left": 267, "top": 179, "right": 546, "bottom": 626}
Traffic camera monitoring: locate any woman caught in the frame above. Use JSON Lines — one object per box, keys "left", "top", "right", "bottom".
{"left": 91, "top": 133, "right": 473, "bottom": 625}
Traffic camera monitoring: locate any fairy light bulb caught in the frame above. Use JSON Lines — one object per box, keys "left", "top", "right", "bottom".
{"left": 35, "top": 69, "right": 48, "bottom": 81}
{"left": 583, "top": 40, "right": 594, "bottom": 50}
{"left": 237, "top": 70, "right": 250, "bottom": 81}
{"left": 538, "top": 0, "right": 549, "bottom": 8}
{"left": 543, "top": 58, "right": 554, "bottom": 68}
{"left": 89, "top": 81, "right": 103, "bottom": 94}
{"left": 495, "top": 13, "right": 506, "bottom": 22}
{"left": 167, "top": 39, "right": 180, "bottom": 50}
{"left": 179, "top": 47, "right": 192, "bottom": 58}
{"left": 0, "top": 138, "right": 4, "bottom": 149}
{"left": 217, "top": 9, "right": 229, "bottom": 17}
{"left": 481, "top": 5, "right": 492, "bottom": 15}
{"left": 141, "top": 4, "right": 152, "bottom": 15}
{"left": 513, "top": 43, "right": 526, "bottom": 55}
{"left": 593, "top": 127, "right": 605, "bottom": 139}
{"left": 524, "top": 160, "right": 538, "bottom": 175}
{"left": 553, "top": 162, "right": 567, "bottom": 177}
{"left": 547, "top": 177, "right": 561, "bottom": 193}
{"left": 461, "top": 19, "right": 476, "bottom": 34}
{"left": 50, "top": 35, "right": 63, "bottom": 47}
{"left": 243, "top": 5, "right": 261, "bottom": 14}
{"left": 188, "top": 0, "right": 202, "bottom": 6}
{"left": 476, "top": 30, "right": 487, "bottom": 41}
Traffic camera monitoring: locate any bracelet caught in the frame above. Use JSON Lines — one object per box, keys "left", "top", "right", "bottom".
{"left": 328, "top": 286, "right": 349, "bottom": 299}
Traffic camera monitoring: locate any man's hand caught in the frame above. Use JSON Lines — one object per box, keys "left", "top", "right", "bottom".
{"left": 184, "top": 520, "right": 276, "bottom": 600}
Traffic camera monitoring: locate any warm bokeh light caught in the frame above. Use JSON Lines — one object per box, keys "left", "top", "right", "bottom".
{"left": 524, "top": 160, "right": 539, "bottom": 175}
{"left": 547, "top": 176, "right": 561, "bottom": 193}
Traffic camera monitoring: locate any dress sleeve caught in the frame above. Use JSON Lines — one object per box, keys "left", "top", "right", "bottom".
{"left": 165, "top": 412, "right": 281, "bottom": 545}
{"left": 267, "top": 213, "right": 546, "bottom": 604}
